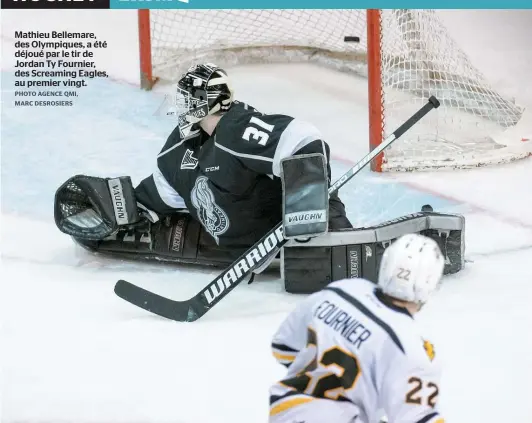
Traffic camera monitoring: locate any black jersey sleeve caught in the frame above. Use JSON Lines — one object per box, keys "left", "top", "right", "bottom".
{"left": 134, "top": 125, "right": 200, "bottom": 216}
{"left": 214, "top": 102, "right": 327, "bottom": 177}
{"left": 134, "top": 170, "right": 187, "bottom": 216}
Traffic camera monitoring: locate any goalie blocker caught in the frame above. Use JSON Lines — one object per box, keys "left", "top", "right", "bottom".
{"left": 281, "top": 153, "right": 329, "bottom": 239}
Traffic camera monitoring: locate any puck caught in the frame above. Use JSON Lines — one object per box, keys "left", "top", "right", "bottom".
{"left": 344, "top": 36, "right": 360, "bottom": 43}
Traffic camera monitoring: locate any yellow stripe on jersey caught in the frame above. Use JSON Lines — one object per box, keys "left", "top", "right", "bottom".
{"left": 272, "top": 351, "right": 296, "bottom": 362}
{"left": 270, "top": 396, "right": 315, "bottom": 416}
{"left": 271, "top": 342, "right": 298, "bottom": 365}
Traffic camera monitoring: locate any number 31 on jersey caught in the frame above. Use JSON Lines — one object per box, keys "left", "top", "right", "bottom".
{"left": 242, "top": 116, "right": 275, "bottom": 146}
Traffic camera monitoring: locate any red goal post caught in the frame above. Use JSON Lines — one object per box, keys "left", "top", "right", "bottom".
{"left": 138, "top": 9, "right": 530, "bottom": 172}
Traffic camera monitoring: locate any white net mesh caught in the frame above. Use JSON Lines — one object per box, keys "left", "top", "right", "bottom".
{"left": 148, "top": 9, "right": 529, "bottom": 171}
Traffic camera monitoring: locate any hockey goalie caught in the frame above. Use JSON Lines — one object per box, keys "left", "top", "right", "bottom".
{"left": 54, "top": 63, "right": 465, "bottom": 293}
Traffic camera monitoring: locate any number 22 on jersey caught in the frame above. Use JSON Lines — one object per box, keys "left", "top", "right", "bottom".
{"left": 280, "top": 327, "right": 362, "bottom": 400}
{"left": 242, "top": 116, "right": 275, "bottom": 146}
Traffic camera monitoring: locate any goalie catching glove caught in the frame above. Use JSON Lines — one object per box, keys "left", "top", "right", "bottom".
{"left": 55, "top": 175, "right": 141, "bottom": 240}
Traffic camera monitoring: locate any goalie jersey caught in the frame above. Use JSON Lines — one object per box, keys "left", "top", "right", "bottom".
{"left": 270, "top": 278, "right": 444, "bottom": 423}
{"left": 134, "top": 100, "right": 348, "bottom": 249}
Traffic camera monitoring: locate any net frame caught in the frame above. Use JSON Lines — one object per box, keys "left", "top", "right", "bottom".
{"left": 138, "top": 9, "right": 530, "bottom": 172}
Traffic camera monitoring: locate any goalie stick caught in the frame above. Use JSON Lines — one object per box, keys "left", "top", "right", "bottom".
{"left": 114, "top": 96, "right": 441, "bottom": 322}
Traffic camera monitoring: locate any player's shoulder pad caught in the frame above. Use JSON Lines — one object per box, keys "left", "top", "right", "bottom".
{"left": 390, "top": 319, "right": 441, "bottom": 368}
{"left": 322, "top": 279, "right": 439, "bottom": 363}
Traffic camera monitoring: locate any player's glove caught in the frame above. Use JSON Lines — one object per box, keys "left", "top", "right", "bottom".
{"left": 54, "top": 174, "right": 142, "bottom": 240}
{"left": 280, "top": 153, "right": 329, "bottom": 239}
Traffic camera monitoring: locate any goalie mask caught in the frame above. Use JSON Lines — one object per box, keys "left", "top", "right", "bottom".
{"left": 171, "top": 64, "right": 234, "bottom": 137}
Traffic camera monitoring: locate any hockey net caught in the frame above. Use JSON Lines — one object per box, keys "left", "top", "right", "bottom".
{"left": 138, "top": 9, "right": 531, "bottom": 172}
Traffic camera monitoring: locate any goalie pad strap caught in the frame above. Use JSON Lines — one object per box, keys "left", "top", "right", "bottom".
{"left": 282, "top": 211, "right": 465, "bottom": 294}
{"left": 281, "top": 153, "right": 329, "bottom": 239}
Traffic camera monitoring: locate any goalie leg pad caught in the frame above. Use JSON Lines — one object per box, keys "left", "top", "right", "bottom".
{"left": 281, "top": 153, "right": 329, "bottom": 239}
{"left": 282, "top": 210, "right": 465, "bottom": 294}
{"left": 74, "top": 212, "right": 245, "bottom": 267}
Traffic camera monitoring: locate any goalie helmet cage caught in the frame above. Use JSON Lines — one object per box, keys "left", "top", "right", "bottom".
{"left": 137, "top": 9, "right": 530, "bottom": 172}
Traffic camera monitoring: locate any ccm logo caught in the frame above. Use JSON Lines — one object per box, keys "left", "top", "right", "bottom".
{"left": 205, "top": 166, "right": 219, "bottom": 172}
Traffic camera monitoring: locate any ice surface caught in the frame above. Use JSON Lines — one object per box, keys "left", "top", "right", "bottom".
{"left": 1, "top": 10, "right": 532, "bottom": 423}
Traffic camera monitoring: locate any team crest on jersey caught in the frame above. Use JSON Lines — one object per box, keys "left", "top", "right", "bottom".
{"left": 423, "top": 339, "right": 435, "bottom": 362}
{"left": 181, "top": 149, "right": 199, "bottom": 170}
{"left": 191, "top": 176, "right": 229, "bottom": 244}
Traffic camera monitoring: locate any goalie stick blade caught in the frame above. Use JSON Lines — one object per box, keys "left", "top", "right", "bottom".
{"left": 114, "top": 280, "right": 204, "bottom": 322}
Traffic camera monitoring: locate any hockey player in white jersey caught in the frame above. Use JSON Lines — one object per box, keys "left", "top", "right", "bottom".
{"left": 269, "top": 234, "right": 445, "bottom": 423}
